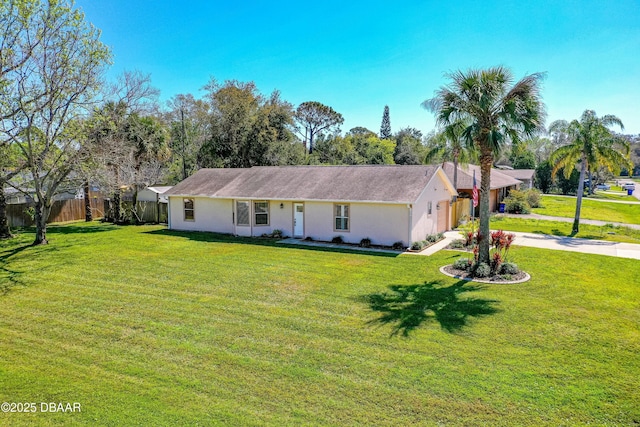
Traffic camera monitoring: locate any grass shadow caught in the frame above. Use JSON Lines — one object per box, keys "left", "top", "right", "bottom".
{"left": 0, "top": 244, "right": 32, "bottom": 295}
{"left": 144, "top": 229, "right": 399, "bottom": 258}
{"left": 46, "top": 223, "right": 119, "bottom": 235}
{"left": 362, "top": 280, "right": 499, "bottom": 336}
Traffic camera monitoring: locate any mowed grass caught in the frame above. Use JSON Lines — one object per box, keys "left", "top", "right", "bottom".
{"left": 589, "top": 191, "right": 637, "bottom": 202}
{"left": 491, "top": 216, "right": 640, "bottom": 243}
{"left": 533, "top": 195, "right": 640, "bottom": 224}
{"left": 1, "top": 223, "right": 639, "bottom": 426}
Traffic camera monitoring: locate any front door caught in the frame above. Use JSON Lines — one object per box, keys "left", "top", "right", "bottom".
{"left": 294, "top": 203, "right": 304, "bottom": 237}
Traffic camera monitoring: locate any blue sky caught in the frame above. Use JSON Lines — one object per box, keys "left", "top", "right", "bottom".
{"left": 76, "top": 0, "right": 640, "bottom": 135}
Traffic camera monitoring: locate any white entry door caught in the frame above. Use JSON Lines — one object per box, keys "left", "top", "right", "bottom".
{"left": 294, "top": 203, "right": 304, "bottom": 237}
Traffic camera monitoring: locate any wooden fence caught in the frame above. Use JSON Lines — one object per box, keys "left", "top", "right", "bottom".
{"left": 7, "top": 198, "right": 105, "bottom": 227}
{"left": 102, "top": 200, "right": 168, "bottom": 224}
{"left": 135, "top": 201, "right": 168, "bottom": 224}
{"left": 450, "top": 198, "right": 472, "bottom": 228}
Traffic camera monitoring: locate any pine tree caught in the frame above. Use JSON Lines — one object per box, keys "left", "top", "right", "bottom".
{"left": 380, "top": 105, "right": 391, "bottom": 139}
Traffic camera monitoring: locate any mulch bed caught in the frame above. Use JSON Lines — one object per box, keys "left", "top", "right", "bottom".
{"left": 440, "top": 264, "right": 530, "bottom": 284}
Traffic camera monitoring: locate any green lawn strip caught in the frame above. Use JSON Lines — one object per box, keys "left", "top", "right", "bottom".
{"left": 489, "top": 216, "right": 640, "bottom": 243}
{"left": 0, "top": 223, "right": 639, "bottom": 425}
{"left": 533, "top": 195, "right": 640, "bottom": 224}
{"left": 588, "top": 191, "right": 637, "bottom": 202}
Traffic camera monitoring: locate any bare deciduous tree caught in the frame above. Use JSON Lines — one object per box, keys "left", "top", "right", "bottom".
{"left": 1, "top": 0, "right": 111, "bottom": 244}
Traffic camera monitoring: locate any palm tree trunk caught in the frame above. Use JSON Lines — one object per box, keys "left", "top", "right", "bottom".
{"left": 478, "top": 147, "right": 493, "bottom": 264}
{"left": 573, "top": 158, "right": 587, "bottom": 234}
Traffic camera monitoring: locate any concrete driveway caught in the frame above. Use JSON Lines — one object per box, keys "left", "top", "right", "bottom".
{"left": 437, "top": 230, "right": 640, "bottom": 260}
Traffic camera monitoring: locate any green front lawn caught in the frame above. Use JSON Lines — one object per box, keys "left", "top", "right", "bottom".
{"left": 1, "top": 223, "right": 639, "bottom": 425}
{"left": 490, "top": 216, "right": 640, "bottom": 243}
{"left": 533, "top": 195, "right": 640, "bottom": 224}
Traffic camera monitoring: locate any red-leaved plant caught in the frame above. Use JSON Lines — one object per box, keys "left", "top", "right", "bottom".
{"left": 463, "top": 229, "right": 516, "bottom": 276}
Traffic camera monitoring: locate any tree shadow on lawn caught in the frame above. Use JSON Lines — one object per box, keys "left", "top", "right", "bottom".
{"left": 361, "top": 280, "right": 500, "bottom": 336}
{"left": 46, "top": 223, "right": 119, "bottom": 235}
{"left": 143, "top": 229, "right": 399, "bottom": 258}
{"left": 0, "top": 244, "right": 33, "bottom": 295}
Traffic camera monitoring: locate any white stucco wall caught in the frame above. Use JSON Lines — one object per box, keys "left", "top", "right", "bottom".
{"left": 411, "top": 171, "right": 454, "bottom": 242}
{"left": 303, "top": 201, "right": 409, "bottom": 246}
{"left": 168, "top": 196, "right": 234, "bottom": 234}
{"left": 169, "top": 193, "right": 451, "bottom": 247}
{"left": 233, "top": 200, "right": 295, "bottom": 237}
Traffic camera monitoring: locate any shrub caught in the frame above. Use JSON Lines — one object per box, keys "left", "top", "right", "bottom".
{"left": 474, "top": 262, "right": 491, "bottom": 278}
{"left": 503, "top": 190, "right": 531, "bottom": 214}
{"left": 525, "top": 188, "right": 542, "bottom": 208}
{"left": 453, "top": 258, "right": 471, "bottom": 270}
{"left": 360, "top": 237, "right": 371, "bottom": 248}
{"left": 304, "top": 236, "right": 313, "bottom": 241}
{"left": 448, "top": 239, "right": 466, "bottom": 249}
{"left": 331, "top": 236, "right": 343, "bottom": 244}
{"left": 425, "top": 233, "right": 442, "bottom": 243}
{"left": 411, "top": 241, "right": 425, "bottom": 251}
{"left": 271, "top": 229, "right": 284, "bottom": 239}
{"left": 500, "top": 262, "right": 519, "bottom": 275}
{"left": 392, "top": 241, "right": 405, "bottom": 251}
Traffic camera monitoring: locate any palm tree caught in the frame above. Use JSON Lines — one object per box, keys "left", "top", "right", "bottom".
{"left": 549, "top": 110, "right": 630, "bottom": 234}
{"left": 424, "top": 120, "right": 477, "bottom": 190}
{"left": 424, "top": 67, "right": 545, "bottom": 264}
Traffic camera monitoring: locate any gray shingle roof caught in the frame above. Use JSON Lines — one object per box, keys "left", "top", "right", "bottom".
{"left": 165, "top": 165, "right": 449, "bottom": 203}
{"left": 499, "top": 169, "right": 535, "bottom": 181}
{"left": 165, "top": 168, "right": 248, "bottom": 197}
{"left": 441, "top": 162, "right": 522, "bottom": 190}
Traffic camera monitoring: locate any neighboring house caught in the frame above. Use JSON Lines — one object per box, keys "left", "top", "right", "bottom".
{"left": 499, "top": 169, "right": 535, "bottom": 189}
{"left": 3, "top": 187, "right": 30, "bottom": 205}
{"left": 165, "top": 165, "right": 457, "bottom": 246}
{"left": 137, "top": 186, "right": 173, "bottom": 223}
{"left": 442, "top": 162, "right": 522, "bottom": 212}
{"left": 138, "top": 186, "right": 173, "bottom": 204}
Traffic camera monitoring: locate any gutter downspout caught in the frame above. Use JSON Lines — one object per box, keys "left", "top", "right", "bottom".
{"left": 250, "top": 200, "right": 254, "bottom": 237}
{"left": 167, "top": 197, "right": 172, "bottom": 229}
{"left": 233, "top": 199, "right": 236, "bottom": 236}
{"left": 407, "top": 204, "right": 412, "bottom": 247}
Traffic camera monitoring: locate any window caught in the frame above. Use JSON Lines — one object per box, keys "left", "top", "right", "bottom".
{"left": 254, "top": 201, "right": 269, "bottom": 226}
{"left": 334, "top": 204, "right": 349, "bottom": 231}
{"left": 236, "top": 201, "right": 250, "bottom": 226}
{"left": 184, "top": 198, "right": 194, "bottom": 221}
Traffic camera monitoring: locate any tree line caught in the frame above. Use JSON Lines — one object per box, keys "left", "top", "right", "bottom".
{"left": 0, "top": 0, "right": 637, "bottom": 246}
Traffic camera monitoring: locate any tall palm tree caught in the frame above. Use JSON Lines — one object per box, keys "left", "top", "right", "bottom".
{"left": 424, "top": 120, "right": 477, "bottom": 190}
{"left": 549, "top": 110, "right": 630, "bottom": 234}
{"left": 424, "top": 67, "right": 545, "bottom": 264}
